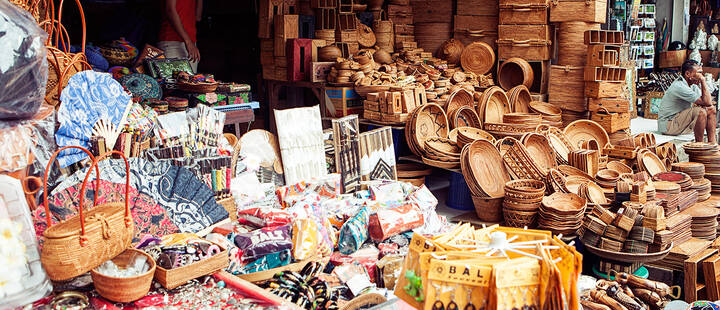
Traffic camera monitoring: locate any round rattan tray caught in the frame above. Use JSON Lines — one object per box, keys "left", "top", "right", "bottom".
{"left": 583, "top": 242, "right": 673, "bottom": 263}
{"left": 563, "top": 120, "right": 610, "bottom": 150}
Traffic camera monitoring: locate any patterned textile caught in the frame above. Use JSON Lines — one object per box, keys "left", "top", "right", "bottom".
{"left": 33, "top": 179, "right": 179, "bottom": 244}
{"left": 56, "top": 71, "right": 132, "bottom": 167}
{"left": 119, "top": 73, "right": 162, "bottom": 100}
{"left": 50, "top": 157, "right": 229, "bottom": 233}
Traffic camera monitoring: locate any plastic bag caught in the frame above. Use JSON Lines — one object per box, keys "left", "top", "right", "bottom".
{"left": 233, "top": 224, "right": 293, "bottom": 262}
{"left": 0, "top": 1, "right": 48, "bottom": 120}
{"left": 338, "top": 206, "right": 370, "bottom": 255}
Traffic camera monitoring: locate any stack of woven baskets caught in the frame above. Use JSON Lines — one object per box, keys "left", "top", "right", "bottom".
{"left": 502, "top": 179, "right": 546, "bottom": 228}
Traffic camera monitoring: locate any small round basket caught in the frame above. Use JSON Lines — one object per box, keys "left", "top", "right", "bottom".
{"left": 90, "top": 248, "right": 156, "bottom": 303}
{"left": 503, "top": 208, "right": 538, "bottom": 228}
{"left": 177, "top": 81, "right": 219, "bottom": 93}
{"left": 472, "top": 195, "right": 503, "bottom": 222}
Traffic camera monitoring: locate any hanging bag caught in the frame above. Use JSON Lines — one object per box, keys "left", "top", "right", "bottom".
{"left": 43, "top": 0, "right": 89, "bottom": 108}
{"left": 40, "top": 147, "right": 134, "bottom": 281}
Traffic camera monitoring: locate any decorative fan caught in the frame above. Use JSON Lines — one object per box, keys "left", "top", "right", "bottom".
{"left": 55, "top": 71, "right": 132, "bottom": 167}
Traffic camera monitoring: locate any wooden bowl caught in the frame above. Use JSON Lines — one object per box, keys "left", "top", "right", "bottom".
{"left": 596, "top": 169, "right": 620, "bottom": 182}
{"left": 563, "top": 120, "right": 610, "bottom": 150}
{"left": 521, "top": 133, "right": 556, "bottom": 174}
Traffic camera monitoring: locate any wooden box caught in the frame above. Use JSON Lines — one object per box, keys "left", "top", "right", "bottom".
{"left": 262, "top": 65, "right": 276, "bottom": 80}
{"left": 364, "top": 100, "right": 380, "bottom": 112}
{"left": 274, "top": 56, "right": 287, "bottom": 67}
{"left": 685, "top": 249, "right": 719, "bottom": 303}
{"left": 453, "top": 15, "right": 498, "bottom": 48}
{"left": 336, "top": 29, "right": 358, "bottom": 43}
{"left": 549, "top": 0, "right": 607, "bottom": 23}
{"left": 387, "top": 4, "right": 412, "bottom": 16}
{"left": 389, "top": 92, "right": 403, "bottom": 114}
{"left": 587, "top": 45, "right": 619, "bottom": 67}
{"left": 588, "top": 97, "right": 630, "bottom": 113}
{"left": 338, "top": 13, "right": 357, "bottom": 30}
{"left": 499, "top": 0, "right": 549, "bottom": 4}
{"left": 260, "top": 38, "right": 274, "bottom": 51}
{"left": 498, "top": 24, "right": 551, "bottom": 42}
{"left": 275, "top": 66, "right": 288, "bottom": 81}
{"left": 703, "top": 252, "right": 720, "bottom": 301}
{"left": 584, "top": 30, "right": 624, "bottom": 45}
{"left": 298, "top": 15, "right": 315, "bottom": 38}
{"left": 394, "top": 24, "right": 415, "bottom": 35}
{"left": 499, "top": 4, "right": 548, "bottom": 24}
{"left": 315, "top": 8, "right": 336, "bottom": 29}
{"left": 591, "top": 109, "right": 630, "bottom": 133}
{"left": 274, "top": 15, "right": 299, "bottom": 39}
{"left": 457, "top": 0, "right": 498, "bottom": 16}
{"left": 326, "top": 86, "right": 363, "bottom": 117}
{"left": 260, "top": 51, "right": 274, "bottom": 65}
{"left": 402, "top": 89, "right": 416, "bottom": 113}
{"left": 548, "top": 65, "right": 585, "bottom": 112}
{"left": 585, "top": 81, "right": 624, "bottom": 98}
{"left": 311, "top": 0, "right": 336, "bottom": 8}
{"left": 389, "top": 14, "right": 414, "bottom": 25}
{"left": 414, "top": 87, "right": 427, "bottom": 106}
{"left": 659, "top": 50, "right": 687, "bottom": 68}
{"left": 584, "top": 66, "right": 627, "bottom": 82}
{"left": 412, "top": 0, "right": 453, "bottom": 23}
{"left": 155, "top": 241, "right": 229, "bottom": 289}
{"left": 258, "top": 0, "right": 285, "bottom": 38}
{"left": 364, "top": 110, "right": 381, "bottom": 121}
{"left": 287, "top": 39, "right": 312, "bottom": 81}
{"left": 311, "top": 62, "right": 333, "bottom": 82}
{"left": 274, "top": 37, "right": 287, "bottom": 57}
{"left": 497, "top": 39, "right": 551, "bottom": 61}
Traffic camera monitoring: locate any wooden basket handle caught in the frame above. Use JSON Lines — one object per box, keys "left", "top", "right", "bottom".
{"left": 40, "top": 19, "right": 71, "bottom": 49}
{"left": 596, "top": 107, "right": 610, "bottom": 115}
{"left": 54, "top": 0, "right": 86, "bottom": 54}
{"left": 78, "top": 150, "right": 132, "bottom": 240}
{"left": 42, "top": 146, "right": 99, "bottom": 228}
{"left": 500, "top": 4, "right": 548, "bottom": 10}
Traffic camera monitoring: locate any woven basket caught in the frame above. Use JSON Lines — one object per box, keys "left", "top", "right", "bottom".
{"left": 90, "top": 248, "right": 155, "bottom": 302}
{"left": 439, "top": 38, "right": 464, "bottom": 65}
{"left": 155, "top": 240, "right": 229, "bottom": 289}
{"left": 557, "top": 22, "right": 601, "bottom": 66}
{"left": 446, "top": 88, "right": 475, "bottom": 117}
{"left": 40, "top": 148, "right": 133, "bottom": 281}
{"left": 177, "top": 81, "right": 219, "bottom": 93}
{"left": 451, "top": 106, "right": 482, "bottom": 129}
{"left": 472, "top": 195, "right": 503, "bottom": 222}
{"left": 461, "top": 41, "right": 495, "bottom": 75}
{"left": 357, "top": 24, "right": 376, "bottom": 48}
{"left": 508, "top": 85, "right": 532, "bottom": 113}
{"left": 498, "top": 58, "right": 534, "bottom": 91}
{"left": 548, "top": 65, "right": 586, "bottom": 112}
{"left": 218, "top": 196, "right": 237, "bottom": 221}
{"left": 503, "top": 208, "right": 538, "bottom": 228}
{"left": 479, "top": 86, "right": 510, "bottom": 124}
{"left": 43, "top": 0, "right": 90, "bottom": 108}
{"left": 99, "top": 46, "right": 134, "bottom": 66}
{"left": 497, "top": 137, "right": 545, "bottom": 181}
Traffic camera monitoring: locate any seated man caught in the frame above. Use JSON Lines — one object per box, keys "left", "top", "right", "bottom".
{"left": 658, "top": 59, "right": 716, "bottom": 144}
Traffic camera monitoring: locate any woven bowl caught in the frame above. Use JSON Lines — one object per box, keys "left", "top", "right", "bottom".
{"left": 607, "top": 161, "right": 632, "bottom": 174}
{"left": 446, "top": 88, "right": 475, "bottom": 116}
{"left": 508, "top": 85, "right": 532, "bottom": 113}
{"left": 521, "top": 132, "right": 556, "bottom": 174}
{"left": 424, "top": 137, "right": 461, "bottom": 157}
{"left": 529, "top": 101, "right": 562, "bottom": 116}
{"left": 410, "top": 103, "right": 449, "bottom": 155}
{"left": 563, "top": 120, "right": 610, "bottom": 150}
{"left": 451, "top": 106, "right": 482, "bottom": 129}
{"left": 505, "top": 179, "right": 546, "bottom": 195}
{"left": 472, "top": 195, "right": 503, "bottom": 222}
{"left": 457, "top": 127, "right": 495, "bottom": 146}
{"left": 479, "top": 86, "right": 510, "bottom": 124}
{"left": 596, "top": 169, "right": 620, "bottom": 182}
{"left": 464, "top": 139, "right": 510, "bottom": 198}
{"left": 461, "top": 42, "right": 495, "bottom": 75}
{"left": 503, "top": 208, "right": 538, "bottom": 228}
{"left": 91, "top": 248, "right": 156, "bottom": 302}
{"left": 422, "top": 156, "right": 460, "bottom": 169}
{"left": 541, "top": 192, "right": 586, "bottom": 215}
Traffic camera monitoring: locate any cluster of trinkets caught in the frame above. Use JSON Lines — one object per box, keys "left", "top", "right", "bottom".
{"left": 582, "top": 272, "right": 680, "bottom": 310}
{"left": 264, "top": 262, "right": 340, "bottom": 309}
{"left": 138, "top": 235, "right": 222, "bottom": 270}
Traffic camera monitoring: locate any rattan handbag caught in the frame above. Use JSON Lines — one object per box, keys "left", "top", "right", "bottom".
{"left": 43, "top": 0, "right": 89, "bottom": 108}
{"left": 40, "top": 147, "right": 134, "bottom": 281}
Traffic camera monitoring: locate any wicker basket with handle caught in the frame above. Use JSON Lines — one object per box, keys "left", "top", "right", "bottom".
{"left": 43, "top": 0, "right": 90, "bottom": 108}
{"left": 155, "top": 240, "right": 229, "bottom": 289}
{"left": 40, "top": 148, "right": 134, "bottom": 281}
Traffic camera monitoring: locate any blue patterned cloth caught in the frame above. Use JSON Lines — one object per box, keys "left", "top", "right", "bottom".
{"left": 56, "top": 71, "right": 132, "bottom": 167}
{"left": 50, "top": 157, "right": 229, "bottom": 232}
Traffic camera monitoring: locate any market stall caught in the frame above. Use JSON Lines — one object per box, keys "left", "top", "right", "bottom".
{"left": 4, "top": 0, "right": 720, "bottom": 309}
